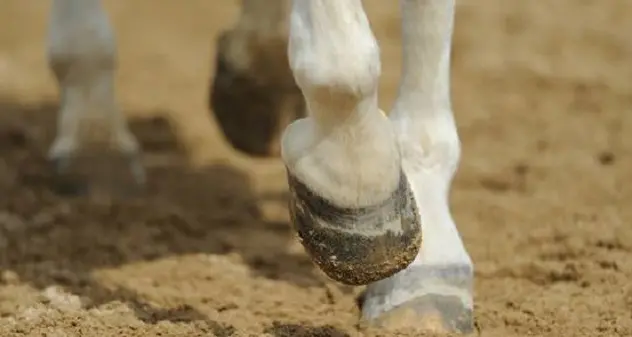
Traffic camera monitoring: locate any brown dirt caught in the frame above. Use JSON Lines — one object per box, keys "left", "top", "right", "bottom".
{"left": 0, "top": 0, "right": 631, "bottom": 336}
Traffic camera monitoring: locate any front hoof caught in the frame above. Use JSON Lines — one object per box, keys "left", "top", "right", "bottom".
{"left": 286, "top": 170, "right": 422, "bottom": 285}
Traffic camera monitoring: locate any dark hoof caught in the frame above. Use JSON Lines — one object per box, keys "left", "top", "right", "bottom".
{"left": 287, "top": 170, "right": 422, "bottom": 285}
{"left": 209, "top": 30, "right": 304, "bottom": 157}
{"left": 48, "top": 150, "right": 145, "bottom": 198}
{"left": 49, "top": 156, "right": 90, "bottom": 196}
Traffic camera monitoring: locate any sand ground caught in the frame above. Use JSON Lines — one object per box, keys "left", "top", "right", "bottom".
{"left": 0, "top": 1, "right": 631, "bottom": 336}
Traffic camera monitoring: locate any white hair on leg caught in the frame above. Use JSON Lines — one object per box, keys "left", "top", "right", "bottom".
{"left": 361, "top": 0, "right": 474, "bottom": 334}
{"left": 47, "top": 0, "right": 144, "bottom": 193}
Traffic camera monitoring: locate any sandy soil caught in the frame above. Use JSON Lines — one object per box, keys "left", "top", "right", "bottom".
{"left": 1, "top": 0, "right": 631, "bottom": 336}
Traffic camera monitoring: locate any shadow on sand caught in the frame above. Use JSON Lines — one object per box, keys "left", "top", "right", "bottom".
{"left": 0, "top": 99, "right": 352, "bottom": 333}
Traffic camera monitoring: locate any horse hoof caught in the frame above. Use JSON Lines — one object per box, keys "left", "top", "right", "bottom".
{"left": 209, "top": 30, "right": 304, "bottom": 157}
{"left": 286, "top": 169, "right": 422, "bottom": 285}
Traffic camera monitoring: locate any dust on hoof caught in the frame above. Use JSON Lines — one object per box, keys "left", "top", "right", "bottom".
{"left": 368, "top": 293, "right": 474, "bottom": 335}
{"left": 286, "top": 170, "right": 422, "bottom": 286}
{"left": 209, "top": 30, "right": 304, "bottom": 157}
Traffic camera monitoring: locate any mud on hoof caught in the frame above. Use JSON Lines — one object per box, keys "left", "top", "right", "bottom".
{"left": 48, "top": 149, "right": 145, "bottom": 198}
{"left": 209, "top": 30, "right": 305, "bottom": 157}
{"left": 360, "top": 264, "right": 474, "bottom": 334}
{"left": 286, "top": 170, "right": 422, "bottom": 286}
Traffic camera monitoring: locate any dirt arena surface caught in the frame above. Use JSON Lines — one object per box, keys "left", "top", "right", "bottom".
{"left": 1, "top": 1, "right": 631, "bottom": 336}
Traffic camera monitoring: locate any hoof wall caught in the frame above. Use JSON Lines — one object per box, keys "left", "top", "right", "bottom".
{"left": 287, "top": 170, "right": 422, "bottom": 285}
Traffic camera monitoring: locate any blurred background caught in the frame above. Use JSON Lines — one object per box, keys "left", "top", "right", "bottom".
{"left": 0, "top": 1, "right": 630, "bottom": 336}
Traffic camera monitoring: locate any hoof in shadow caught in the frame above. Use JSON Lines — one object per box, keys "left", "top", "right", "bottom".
{"left": 209, "top": 30, "right": 305, "bottom": 157}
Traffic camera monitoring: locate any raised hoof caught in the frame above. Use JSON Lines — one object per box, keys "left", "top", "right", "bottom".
{"left": 361, "top": 264, "right": 474, "bottom": 334}
{"left": 209, "top": 30, "right": 304, "bottom": 157}
{"left": 286, "top": 170, "right": 422, "bottom": 286}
